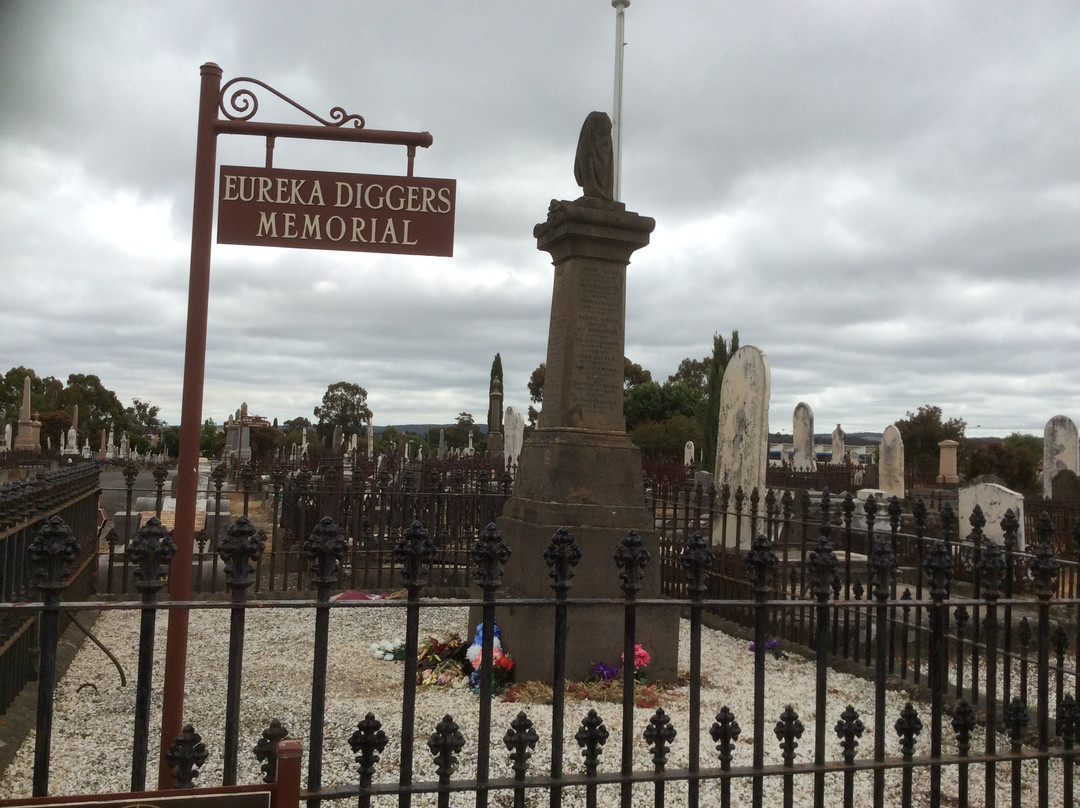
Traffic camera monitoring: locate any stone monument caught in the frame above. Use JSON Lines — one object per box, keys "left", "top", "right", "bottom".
{"left": 936, "top": 439, "right": 960, "bottom": 485}
{"left": 13, "top": 376, "right": 41, "bottom": 451}
{"left": 496, "top": 112, "right": 677, "bottom": 684}
{"left": 487, "top": 374, "right": 505, "bottom": 460}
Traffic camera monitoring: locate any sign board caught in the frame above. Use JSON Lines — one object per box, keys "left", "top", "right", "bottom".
{"left": 217, "top": 166, "right": 455, "bottom": 257}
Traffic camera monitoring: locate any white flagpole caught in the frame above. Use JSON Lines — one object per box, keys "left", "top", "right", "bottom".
{"left": 612, "top": 0, "right": 629, "bottom": 202}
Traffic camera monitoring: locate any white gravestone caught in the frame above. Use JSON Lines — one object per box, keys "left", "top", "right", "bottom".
{"left": 1043, "top": 415, "right": 1079, "bottom": 498}
{"left": 792, "top": 402, "right": 816, "bottom": 471}
{"left": 879, "top": 424, "right": 905, "bottom": 499}
{"left": 503, "top": 406, "right": 525, "bottom": 468}
{"left": 959, "top": 482, "right": 1026, "bottom": 550}
{"left": 684, "top": 440, "right": 695, "bottom": 467}
{"left": 714, "top": 345, "right": 771, "bottom": 548}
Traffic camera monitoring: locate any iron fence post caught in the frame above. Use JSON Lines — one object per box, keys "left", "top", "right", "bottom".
{"left": 394, "top": 519, "right": 436, "bottom": 808}
{"left": 127, "top": 517, "right": 177, "bottom": 791}
{"left": 681, "top": 530, "right": 714, "bottom": 808}
{"left": 614, "top": 529, "right": 650, "bottom": 808}
{"left": 304, "top": 516, "right": 348, "bottom": 806}
{"left": 746, "top": 533, "right": 778, "bottom": 808}
{"left": 470, "top": 522, "right": 511, "bottom": 808}
{"left": 218, "top": 514, "right": 265, "bottom": 785}
{"left": 28, "top": 516, "right": 80, "bottom": 797}
{"left": 543, "top": 527, "right": 580, "bottom": 808}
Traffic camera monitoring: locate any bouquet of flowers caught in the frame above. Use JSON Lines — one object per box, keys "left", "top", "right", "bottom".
{"left": 749, "top": 638, "right": 787, "bottom": 660}
{"left": 623, "top": 643, "right": 651, "bottom": 682}
{"left": 465, "top": 622, "right": 514, "bottom": 692}
{"left": 370, "top": 638, "right": 406, "bottom": 661}
{"left": 417, "top": 633, "right": 468, "bottom": 689}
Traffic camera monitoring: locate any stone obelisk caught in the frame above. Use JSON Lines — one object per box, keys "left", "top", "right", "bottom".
{"left": 495, "top": 112, "right": 677, "bottom": 683}
{"left": 13, "top": 376, "right": 41, "bottom": 452}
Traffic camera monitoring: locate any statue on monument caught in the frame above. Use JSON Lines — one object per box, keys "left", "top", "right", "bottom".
{"left": 574, "top": 111, "right": 614, "bottom": 201}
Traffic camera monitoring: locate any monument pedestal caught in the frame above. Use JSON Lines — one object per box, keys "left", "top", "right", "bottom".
{"left": 492, "top": 191, "right": 678, "bottom": 684}
{"left": 496, "top": 429, "right": 678, "bottom": 683}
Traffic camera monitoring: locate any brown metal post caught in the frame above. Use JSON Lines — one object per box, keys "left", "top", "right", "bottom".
{"left": 158, "top": 61, "right": 222, "bottom": 787}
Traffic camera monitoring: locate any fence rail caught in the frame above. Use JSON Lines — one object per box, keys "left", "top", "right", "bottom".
{"left": 0, "top": 461, "right": 100, "bottom": 718}
{"left": 4, "top": 499, "right": 1079, "bottom": 806}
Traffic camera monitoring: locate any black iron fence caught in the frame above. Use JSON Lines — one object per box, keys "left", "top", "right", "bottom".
{"left": 4, "top": 497, "right": 1079, "bottom": 806}
{"left": 0, "top": 461, "right": 100, "bottom": 717}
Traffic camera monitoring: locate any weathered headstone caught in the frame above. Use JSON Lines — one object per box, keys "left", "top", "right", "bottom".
{"left": 832, "top": 424, "right": 845, "bottom": 464}
{"left": 497, "top": 112, "right": 676, "bottom": 684}
{"left": 959, "top": 481, "right": 1026, "bottom": 550}
{"left": 437, "top": 429, "right": 447, "bottom": 460}
{"left": 713, "top": 345, "right": 771, "bottom": 546}
{"left": 879, "top": 424, "right": 905, "bottom": 499}
{"left": 792, "top": 402, "right": 816, "bottom": 470}
{"left": 1043, "top": 415, "right": 1079, "bottom": 498}
{"left": 936, "top": 439, "right": 960, "bottom": 484}
{"left": 503, "top": 406, "right": 525, "bottom": 468}
{"left": 683, "top": 440, "right": 695, "bottom": 467}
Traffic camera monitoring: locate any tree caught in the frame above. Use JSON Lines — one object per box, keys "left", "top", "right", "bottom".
{"left": 623, "top": 358, "right": 652, "bottom": 390}
{"left": 200, "top": 418, "right": 225, "bottom": 456}
{"left": 630, "top": 414, "right": 701, "bottom": 460}
{"left": 0, "top": 366, "right": 63, "bottom": 421}
{"left": 966, "top": 438, "right": 1039, "bottom": 494}
{"left": 624, "top": 381, "right": 702, "bottom": 431}
{"left": 445, "top": 412, "right": 477, "bottom": 450}
{"left": 527, "top": 363, "right": 545, "bottom": 428}
{"left": 314, "top": 381, "right": 372, "bottom": 444}
{"left": 125, "top": 398, "right": 162, "bottom": 439}
{"left": 702, "top": 330, "right": 739, "bottom": 471}
{"left": 668, "top": 357, "right": 710, "bottom": 395}
{"left": 59, "top": 373, "right": 125, "bottom": 440}
{"left": 161, "top": 425, "right": 182, "bottom": 457}
{"left": 893, "top": 405, "right": 967, "bottom": 479}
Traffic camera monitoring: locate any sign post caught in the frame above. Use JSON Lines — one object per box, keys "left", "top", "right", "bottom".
{"left": 161, "top": 62, "right": 450, "bottom": 788}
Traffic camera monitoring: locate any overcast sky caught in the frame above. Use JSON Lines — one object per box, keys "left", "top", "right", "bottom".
{"left": 2, "top": 1, "right": 1078, "bottom": 438}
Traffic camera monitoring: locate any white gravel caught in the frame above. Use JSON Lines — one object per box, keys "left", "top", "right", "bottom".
{"left": 0, "top": 603, "right": 1069, "bottom": 807}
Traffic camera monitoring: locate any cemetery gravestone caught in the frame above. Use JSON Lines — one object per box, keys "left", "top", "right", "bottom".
{"left": 879, "top": 424, "right": 905, "bottom": 499}
{"left": 1043, "top": 415, "right": 1079, "bottom": 498}
{"left": 713, "top": 345, "right": 771, "bottom": 548}
{"left": 503, "top": 406, "right": 525, "bottom": 468}
{"left": 959, "top": 481, "right": 1026, "bottom": 550}
{"left": 832, "top": 424, "right": 845, "bottom": 464}
{"left": 792, "top": 402, "right": 816, "bottom": 470}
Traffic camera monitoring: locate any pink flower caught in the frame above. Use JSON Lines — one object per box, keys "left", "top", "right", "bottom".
{"left": 621, "top": 644, "right": 650, "bottom": 671}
